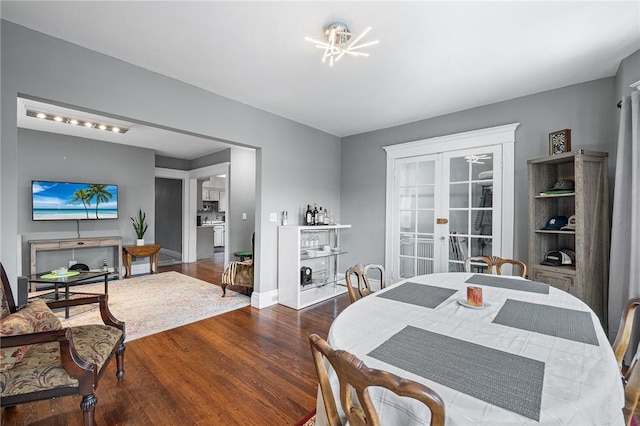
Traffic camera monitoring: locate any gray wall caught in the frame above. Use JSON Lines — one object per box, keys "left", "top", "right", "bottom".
{"left": 228, "top": 148, "right": 256, "bottom": 256}
{"left": 190, "top": 148, "right": 232, "bottom": 171}
{"left": 340, "top": 78, "right": 618, "bottom": 275}
{"left": 1, "top": 21, "right": 342, "bottom": 297}
{"left": 17, "top": 128, "right": 155, "bottom": 273}
{"left": 615, "top": 50, "right": 640, "bottom": 106}
{"left": 155, "top": 177, "right": 182, "bottom": 254}
{"left": 155, "top": 155, "right": 190, "bottom": 171}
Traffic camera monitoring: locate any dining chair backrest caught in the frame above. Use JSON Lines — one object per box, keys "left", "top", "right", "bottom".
{"left": 309, "top": 334, "right": 445, "bottom": 426}
{"left": 612, "top": 298, "right": 640, "bottom": 426}
{"left": 344, "top": 263, "right": 386, "bottom": 304}
{"left": 464, "top": 256, "right": 527, "bottom": 278}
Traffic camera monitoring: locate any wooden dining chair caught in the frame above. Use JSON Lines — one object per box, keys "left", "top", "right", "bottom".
{"left": 344, "top": 263, "right": 386, "bottom": 304}
{"left": 464, "top": 256, "right": 527, "bottom": 278}
{"left": 612, "top": 298, "right": 640, "bottom": 426}
{"left": 309, "top": 333, "right": 445, "bottom": 426}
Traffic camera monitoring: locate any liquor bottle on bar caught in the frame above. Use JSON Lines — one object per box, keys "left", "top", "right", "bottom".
{"left": 313, "top": 204, "right": 319, "bottom": 225}
{"left": 305, "top": 204, "right": 313, "bottom": 225}
{"left": 318, "top": 207, "right": 324, "bottom": 225}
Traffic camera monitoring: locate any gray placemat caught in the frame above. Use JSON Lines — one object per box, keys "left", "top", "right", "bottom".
{"left": 376, "top": 282, "right": 456, "bottom": 309}
{"left": 368, "top": 325, "right": 545, "bottom": 421}
{"left": 465, "top": 274, "right": 550, "bottom": 294}
{"left": 493, "top": 299, "right": 599, "bottom": 346}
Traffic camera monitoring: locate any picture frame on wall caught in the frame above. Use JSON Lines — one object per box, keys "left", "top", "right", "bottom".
{"left": 549, "top": 129, "right": 571, "bottom": 155}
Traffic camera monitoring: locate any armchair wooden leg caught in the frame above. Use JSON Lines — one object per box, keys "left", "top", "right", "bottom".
{"left": 80, "top": 393, "right": 97, "bottom": 426}
{"left": 116, "top": 343, "right": 126, "bottom": 381}
{"left": 222, "top": 283, "right": 227, "bottom": 297}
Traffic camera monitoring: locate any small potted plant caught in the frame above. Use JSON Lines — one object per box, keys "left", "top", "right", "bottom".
{"left": 131, "top": 208, "right": 148, "bottom": 246}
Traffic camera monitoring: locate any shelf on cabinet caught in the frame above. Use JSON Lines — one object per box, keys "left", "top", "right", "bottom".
{"left": 534, "top": 230, "right": 575, "bottom": 235}
{"left": 535, "top": 193, "right": 575, "bottom": 199}
{"left": 300, "top": 249, "right": 347, "bottom": 260}
{"left": 534, "top": 264, "right": 576, "bottom": 273}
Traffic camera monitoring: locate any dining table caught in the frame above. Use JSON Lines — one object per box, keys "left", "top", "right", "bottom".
{"left": 314, "top": 272, "right": 624, "bottom": 425}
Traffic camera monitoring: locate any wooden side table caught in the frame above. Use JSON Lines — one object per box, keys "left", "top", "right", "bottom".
{"left": 122, "top": 244, "right": 162, "bottom": 278}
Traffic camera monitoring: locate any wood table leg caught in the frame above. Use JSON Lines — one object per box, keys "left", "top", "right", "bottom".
{"left": 123, "top": 253, "right": 132, "bottom": 278}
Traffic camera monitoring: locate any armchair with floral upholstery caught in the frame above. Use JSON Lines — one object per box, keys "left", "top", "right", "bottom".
{"left": 0, "top": 262, "right": 125, "bottom": 426}
{"left": 221, "top": 232, "right": 254, "bottom": 296}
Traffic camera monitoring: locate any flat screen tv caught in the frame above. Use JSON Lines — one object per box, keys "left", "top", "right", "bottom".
{"left": 32, "top": 180, "right": 118, "bottom": 221}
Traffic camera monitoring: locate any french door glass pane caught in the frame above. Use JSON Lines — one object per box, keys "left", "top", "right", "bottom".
{"left": 470, "top": 236, "right": 493, "bottom": 257}
{"left": 399, "top": 163, "right": 417, "bottom": 186}
{"left": 417, "top": 210, "right": 434, "bottom": 234}
{"left": 449, "top": 183, "right": 469, "bottom": 208}
{"left": 472, "top": 154, "right": 493, "bottom": 179}
{"left": 400, "top": 233, "right": 414, "bottom": 256}
{"left": 418, "top": 161, "right": 435, "bottom": 185}
{"left": 399, "top": 187, "right": 416, "bottom": 209}
{"left": 449, "top": 210, "right": 469, "bottom": 235}
{"left": 449, "top": 157, "right": 469, "bottom": 182}
{"left": 417, "top": 258, "right": 434, "bottom": 275}
{"left": 399, "top": 256, "right": 415, "bottom": 278}
{"left": 399, "top": 211, "right": 415, "bottom": 233}
{"left": 417, "top": 186, "right": 435, "bottom": 209}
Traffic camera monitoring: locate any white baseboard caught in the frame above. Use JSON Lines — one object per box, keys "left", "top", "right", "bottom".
{"left": 251, "top": 289, "right": 279, "bottom": 309}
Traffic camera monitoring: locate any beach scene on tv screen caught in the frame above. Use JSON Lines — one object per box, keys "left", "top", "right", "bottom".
{"left": 32, "top": 181, "right": 118, "bottom": 220}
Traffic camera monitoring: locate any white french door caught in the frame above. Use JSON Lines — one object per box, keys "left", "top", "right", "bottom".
{"left": 384, "top": 124, "right": 518, "bottom": 282}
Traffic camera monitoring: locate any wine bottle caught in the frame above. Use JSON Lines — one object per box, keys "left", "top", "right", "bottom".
{"left": 318, "top": 206, "right": 324, "bottom": 225}
{"left": 313, "top": 204, "right": 318, "bottom": 225}
{"left": 305, "top": 205, "right": 312, "bottom": 226}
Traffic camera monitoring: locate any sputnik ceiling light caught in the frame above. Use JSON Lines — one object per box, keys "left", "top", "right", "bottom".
{"left": 464, "top": 154, "right": 492, "bottom": 164}
{"left": 26, "top": 109, "right": 129, "bottom": 133}
{"left": 305, "top": 21, "right": 379, "bottom": 67}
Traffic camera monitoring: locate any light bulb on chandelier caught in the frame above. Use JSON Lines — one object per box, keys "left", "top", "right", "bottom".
{"left": 305, "top": 21, "right": 379, "bottom": 67}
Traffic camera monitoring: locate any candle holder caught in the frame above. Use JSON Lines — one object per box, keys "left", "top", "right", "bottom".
{"left": 467, "top": 286, "right": 483, "bottom": 307}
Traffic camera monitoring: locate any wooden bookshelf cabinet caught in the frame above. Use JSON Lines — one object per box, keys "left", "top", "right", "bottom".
{"left": 528, "top": 150, "right": 609, "bottom": 324}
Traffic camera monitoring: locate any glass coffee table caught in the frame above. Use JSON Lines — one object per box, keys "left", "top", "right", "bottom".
{"left": 28, "top": 270, "right": 110, "bottom": 318}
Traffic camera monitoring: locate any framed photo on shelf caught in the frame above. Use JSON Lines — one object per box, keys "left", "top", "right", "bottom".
{"left": 549, "top": 129, "right": 571, "bottom": 155}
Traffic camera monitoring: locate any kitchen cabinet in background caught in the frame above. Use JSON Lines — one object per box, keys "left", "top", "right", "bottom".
{"left": 214, "top": 225, "right": 225, "bottom": 247}
{"left": 218, "top": 191, "right": 227, "bottom": 212}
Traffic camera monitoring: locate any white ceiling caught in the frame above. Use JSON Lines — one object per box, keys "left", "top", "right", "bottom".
{"left": 3, "top": 1, "right": 639, "bottom": 157}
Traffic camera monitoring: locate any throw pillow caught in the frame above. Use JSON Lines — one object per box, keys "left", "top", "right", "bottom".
{"left": 0, "top": 299, "right": 62, "bottom": 370}
{"left": 21, "top": 299, "right": 62, "bottom": 332}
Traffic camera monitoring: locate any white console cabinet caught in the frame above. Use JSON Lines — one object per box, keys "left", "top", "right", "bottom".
{"left": 278, "top": 225, "right": 351, "bottom": 310}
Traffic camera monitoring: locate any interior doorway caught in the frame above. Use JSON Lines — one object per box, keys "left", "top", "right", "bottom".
{"left": 155, "top": 177, "right": 183, "bottom": 265}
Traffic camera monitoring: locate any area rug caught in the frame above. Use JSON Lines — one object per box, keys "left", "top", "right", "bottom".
{"left": 294, "top": 409, "right": 316, "bottom": 426}
{"left": 56, "top": 271, "right": 250, "bottom": 341}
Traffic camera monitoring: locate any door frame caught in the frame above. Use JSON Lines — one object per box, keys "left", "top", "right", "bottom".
{"left": 383, "top": 123, "right": 519, "bottom": 281}
{"left": 155, "top": 162, "right": 229, "bottom": 265}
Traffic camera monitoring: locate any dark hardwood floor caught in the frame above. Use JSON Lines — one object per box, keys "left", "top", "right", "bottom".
{"left": 2, "top": 257, "right": 350, "bottom": 425}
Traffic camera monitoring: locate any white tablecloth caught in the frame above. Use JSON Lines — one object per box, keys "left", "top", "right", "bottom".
{"left": 315, "top": 273, "right": 624, "bottom": 425}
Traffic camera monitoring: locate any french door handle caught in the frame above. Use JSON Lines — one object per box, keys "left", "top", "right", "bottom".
{"left": 436, "top": 218, "right": 448, "bottom": 224}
